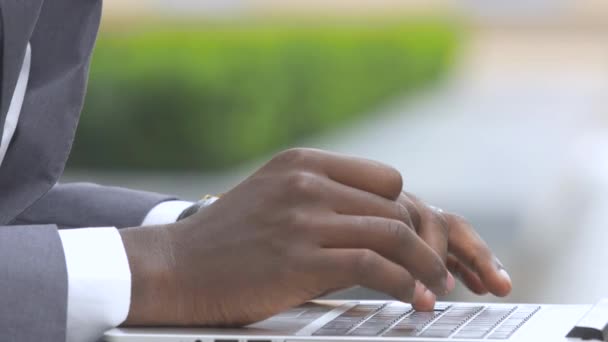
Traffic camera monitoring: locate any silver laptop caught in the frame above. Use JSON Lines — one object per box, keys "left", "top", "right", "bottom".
{"left": 105, "top": 299, "right": 608, "bottom": 341}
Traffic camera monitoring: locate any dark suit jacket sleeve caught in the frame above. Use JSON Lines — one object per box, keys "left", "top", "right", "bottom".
{"left": 11, "top": 182, "right": 178, "bottom": 228}
{"left": 0, "top": 224, "right": 68, "bottom": 342}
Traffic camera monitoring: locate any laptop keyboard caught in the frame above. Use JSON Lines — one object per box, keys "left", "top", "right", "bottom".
{"left": 313, "top": 302, "right": 540, "bottom": 340}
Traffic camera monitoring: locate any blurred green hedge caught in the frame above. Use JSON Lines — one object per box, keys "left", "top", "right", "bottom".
{"left": 69, "top": 21, "right": 458, "bottom": 171}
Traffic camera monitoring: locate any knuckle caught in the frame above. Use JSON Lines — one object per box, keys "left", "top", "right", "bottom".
{"left": 396, "top": 203, "right": 413, "bottom": 227}
{"left": 285, "top": 209, "right": 312, "bottom": 229}
{"left": 357, "top": 215, "right": 375, "bottom": 229}
{"left": 432, "top": 212, "right": 449, "bottom": 236}
{"left": 467, "top": 251, "right": 484, "bottom": 272}
{"left": 286, "top": 171, "right": 319, "bottom": 195}
{"left": 354, "top": 249, "right": 379, "bottom": 275}
{"left": 419, "top": 259, "right": 447, "bottom": 289}
{"left": 400, "top": 195, "right": 422, "bottom": 228}
{"left": 386, "top": 220, "right": 412, "bottom": 246}
{"left": 429, "top": 258, "right": 447, "bottom": 280}
{"left": 467, "top": 247, "right": 491, "bottom": 271}
{"left": 274, "top": 148, "right": 315, "bottom": 166}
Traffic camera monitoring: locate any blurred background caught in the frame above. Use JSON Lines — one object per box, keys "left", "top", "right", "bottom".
{"left": 64, "top": 1, "right": 608, "bottom": 305}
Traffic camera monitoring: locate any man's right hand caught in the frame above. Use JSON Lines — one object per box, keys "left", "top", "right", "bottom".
{"left": 120, "top": 148, "right": 457, "bottom": 326}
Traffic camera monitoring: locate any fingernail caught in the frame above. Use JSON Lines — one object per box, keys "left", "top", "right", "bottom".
{"left": 495, "top": 258, "right": 505, "bottom": 270}
{"left": 422, "top": 287, "right": 436, "bottom": 304}
{"left": 413, "top": 282, "right": 425, "bottom": 301}
{"left": 445, "top": 271, "right": 456, "bottom": 294}
{"left": 413, "top": 283, "right": 436, "bottom": 309}
{"left": 499, "top": 269, "right": 511, "bottom": 284}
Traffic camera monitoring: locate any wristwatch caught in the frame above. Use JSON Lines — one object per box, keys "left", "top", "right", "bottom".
{"left": 177, "top": 195, "right": 220, "bottom": 221}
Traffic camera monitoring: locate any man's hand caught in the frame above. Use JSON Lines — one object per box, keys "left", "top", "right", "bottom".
{"left": 120, "top": 148, "right": 507, "bottom": 327}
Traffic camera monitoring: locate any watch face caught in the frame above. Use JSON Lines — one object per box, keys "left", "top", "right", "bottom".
{"left": 177, "top": 196, "right": 219, "bottom": 221}
{"left": 177, "top": 203, "right": 202, "bottom": 221}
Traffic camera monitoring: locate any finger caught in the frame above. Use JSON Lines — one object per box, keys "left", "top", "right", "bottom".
{"left": 316, "top": 248, "right": 435, "bottom": 307}
{"left": 412, "top": 281, "right": 436, "bottom": 312}
{"left": 447, "top": 254, "right": 488, "bottom": 295}
{"left": 319, "top": 151, "right": 403, "bottom": 200}
{"left": 275, "top": 148, "right": 403, "bottom": 200}
{"left": 317, "top": 178, "right": 411, "bottom": 224}
{"left": 316, "top": 215, "right": 451, "bottom": 296}
{"left": 399, "top": 193, "right": 449, "bottom": 264}
{"left": 397, "top": 193, "right": 420, "bottom": 228}
{"left": 445, "top": 214, "right": 512, "bottom": 297}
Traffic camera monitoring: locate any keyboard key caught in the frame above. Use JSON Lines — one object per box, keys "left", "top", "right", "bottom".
{"left": 383, "top": 310, "right": 444, "bottom": 337}
{"left": 349, "top": 304, "right": 412, "bottom": 336}
{"left": 313, "top": 304, "right": 383, "bottom": 336}
{"left": 487, "top": 306, "right": 540, "bottom": 340}
{"left": 416, "top": 306, "right": 483, "bottom": 338}
{"left": 433, "top": 302, "right": 452, "bottom": 311}
{"left": 455, "top": 306, "right": 515, "bottom": 339}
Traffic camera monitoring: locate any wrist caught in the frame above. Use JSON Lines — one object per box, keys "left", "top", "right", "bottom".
{"left": 120, "top": 224, "right": 177, "bottom": 326}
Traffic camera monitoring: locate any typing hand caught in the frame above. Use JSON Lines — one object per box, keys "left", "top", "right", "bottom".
{"left": 119, "top": 148, "right": 495, "bottom": 327}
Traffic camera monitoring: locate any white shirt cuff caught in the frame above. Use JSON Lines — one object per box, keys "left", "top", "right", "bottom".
{"left": 141, "top": 200, "right": 193, "bottom": 225}
{"left": 59, "top": 227, "right": 131, "bottom": 342}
